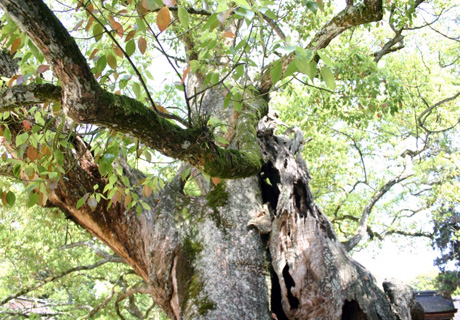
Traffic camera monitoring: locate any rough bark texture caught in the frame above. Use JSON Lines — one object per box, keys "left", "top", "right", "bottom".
{"left": 0, "top": 0, "right": 413, "bottom": 319}
{"left": 258, "top": 116, "right": 396, "bottom": 319}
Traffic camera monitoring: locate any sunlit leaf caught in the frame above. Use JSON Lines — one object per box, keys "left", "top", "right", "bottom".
{"left": 163, "top": 0, "right": 176, "bottom": 6}
{"left": 157, "top": 6, "right": 171, "bottom": 32}
{"left": 270, "top": 60, "right": 282, "bottom": 85}
{"left": 320, "top": 66, "right": 336, "bottom": 90}
{"left": 126, "top": 39, "right": 136, "bottom": 56}
{"left": 178, "top": 6, "right": 190, "bottom": 29}
{"left": 223, "top": 31, "right": 235, "bottom": 38}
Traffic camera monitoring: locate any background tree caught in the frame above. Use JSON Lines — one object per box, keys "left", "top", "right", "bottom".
{"left": 0, "top": 0, "right": 458, "bottom": 319}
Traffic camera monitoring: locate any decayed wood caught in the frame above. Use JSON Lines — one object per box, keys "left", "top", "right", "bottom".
{"left": 258, "top": 116, "right": 396, "bottom": 319}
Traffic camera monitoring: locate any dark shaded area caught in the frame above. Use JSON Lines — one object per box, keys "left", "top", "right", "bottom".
{"left": 270, "top": 265, "right": 289, "bottom": 320}
{"left": 260, "top": 162, "right": 281, "bottom": 212}
{"left": 282, "top": 264, "right": 299, "bottom": 310}
{"left": 341, "top": 300, "right": 368, "bottom": 320}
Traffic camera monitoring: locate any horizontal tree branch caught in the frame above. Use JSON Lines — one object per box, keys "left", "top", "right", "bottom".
{"left": 0, "top": 0, "right": 266, "bottom": 179}
{"left": 259, "top": 0, "right": 384, "bottom": 92}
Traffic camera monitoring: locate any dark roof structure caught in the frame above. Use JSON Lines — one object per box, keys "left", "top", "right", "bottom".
{"left": 415, "top": 291, "right": 458, "bottom": 320}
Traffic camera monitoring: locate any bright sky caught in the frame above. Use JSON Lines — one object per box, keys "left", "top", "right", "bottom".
{"left": 352, "top": 237, "right": 439, "bottom": 285}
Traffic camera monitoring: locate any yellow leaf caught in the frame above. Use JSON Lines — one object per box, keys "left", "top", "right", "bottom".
{"left": 157, "top": 6, "right": 171, "bottom": 32}
{"left": 10, "top": 37, "right": 21, "bottom": 55}
{"left": 138, "top": 37, "right": 147, "bottom": 55}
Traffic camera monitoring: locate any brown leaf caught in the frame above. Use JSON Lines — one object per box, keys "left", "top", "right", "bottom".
{"left": 27, "top": 146, "right": 38, "bottom": 161}
{"left": 10, "top": 37, "right": 21, "bottom": 55}
{"left": 112, "top": 21, "right": 124, "bottom": 37}
{"left": 85, "top": 16, "right": 94, "bottom": 31}
{"left": 89, "top": 48, "right": 99, "bottom": 60}
{"left": 211, "top": 177, "right": 221, "bottom": 186}
{"left": 124, "top": 194, "right": 132, "bottom": 206}
{"left": 223, "top": 31, "right": 235, "bottom": 38}
{"left": 125, "top": 30, "right": 136, "bottom": 42}
{"left": 113, "top": 46, "right": 124, "bottom": 58}
{"left": 138, "top": 37, "right": 147, "bottom": 55}
{"left": 23, "top": 120, "right": 32, "bottom": 131}
{"left": 156, "top": 105, "right": 169, "bottom": 114}
{"left": 8, "top": 75, "right": 18, "bottom": 87}
{"left": 73, "top": 20, "right": 84, "bottom": 31}
{"left": 37, "top": 65, "right": 50, "bottom": 74}
{"left": 163, "top": 0, "right": 176, "bottom": 6}
{"left": 1, "top": 191, "right": 7, "bottom": 206}
{"left": 182, "top": 66, "right": 190, "bottom": 84}
{"left": 143, "top": 184, "right": 153, "bottom": 197}
{"left": 157, "top": 6, "right": 171, "bottom": 32}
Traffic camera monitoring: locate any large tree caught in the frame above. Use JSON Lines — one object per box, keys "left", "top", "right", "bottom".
{"left": 0, "top": 0, "right": 458, "bottom": 319}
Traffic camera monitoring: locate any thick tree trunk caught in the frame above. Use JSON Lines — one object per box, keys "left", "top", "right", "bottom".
{"left": 0, "top": 1, "right": 408, "bottom": 319}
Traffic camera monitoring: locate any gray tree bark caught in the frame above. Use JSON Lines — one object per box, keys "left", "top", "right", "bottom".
{"left": 0, "top": 0, "right": 411, "bottom": 319}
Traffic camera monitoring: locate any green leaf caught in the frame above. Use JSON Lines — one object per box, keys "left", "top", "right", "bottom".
{"left": 96, "top": 55, "right": 107, "bottom": 71}
{"left": 307, "top": 61, "right": 317, "bottom": 80}
{"left": 26, "top": 192, "right": 39, "bottom": 208}
{"left": 320, "top": 66, "right": 336, "bottom": 90}
{"left": 284, "top": 60, "right": 297, "bottom": 78}
{"left": 132, "top": 82, "right": 141, "bottom": 98}
{"left": 295, "top": 56, "right": 311, "bottom": 76}
{"left": 233, "top": 64, "right": 244, "bottom": 80}
{"left": 211, "top": 73, "right": 220, "bottom": 85}
{"left": 234, "top": 0, "right": 251, "bottom": 8}
{"left": 182, "top": 167, "right": 191, "bottom": 181}
{"left": 6, "top": 191, "right": 15, "bottom": 206}
{"left": 93, "top": 24, "right": 104, "bottom": 42}
{"left": 318, "top": 50, "right": 333, "bottom": 68}
{"left": 13, "top": 164, "right": 21, "bottom": 178}
{"left": 76, "top": 196, "right": 86, "bottom": 209}
{"left": 15, "top": 132, "right": 28, "bottom": 146}
{"left": 216, "top": 135, "right": 229, "bottom": 145}
{"left": 126, "top": 40, "right": 136, "bottom": 57}
{"left": 178, "top": 6, "right": 190, "bottom": 29}
{"left": 270, "top": 60, "right": 283, "bottom": 85}
{"left": 3, "top": 126, "right": 11, "bottom": 142}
